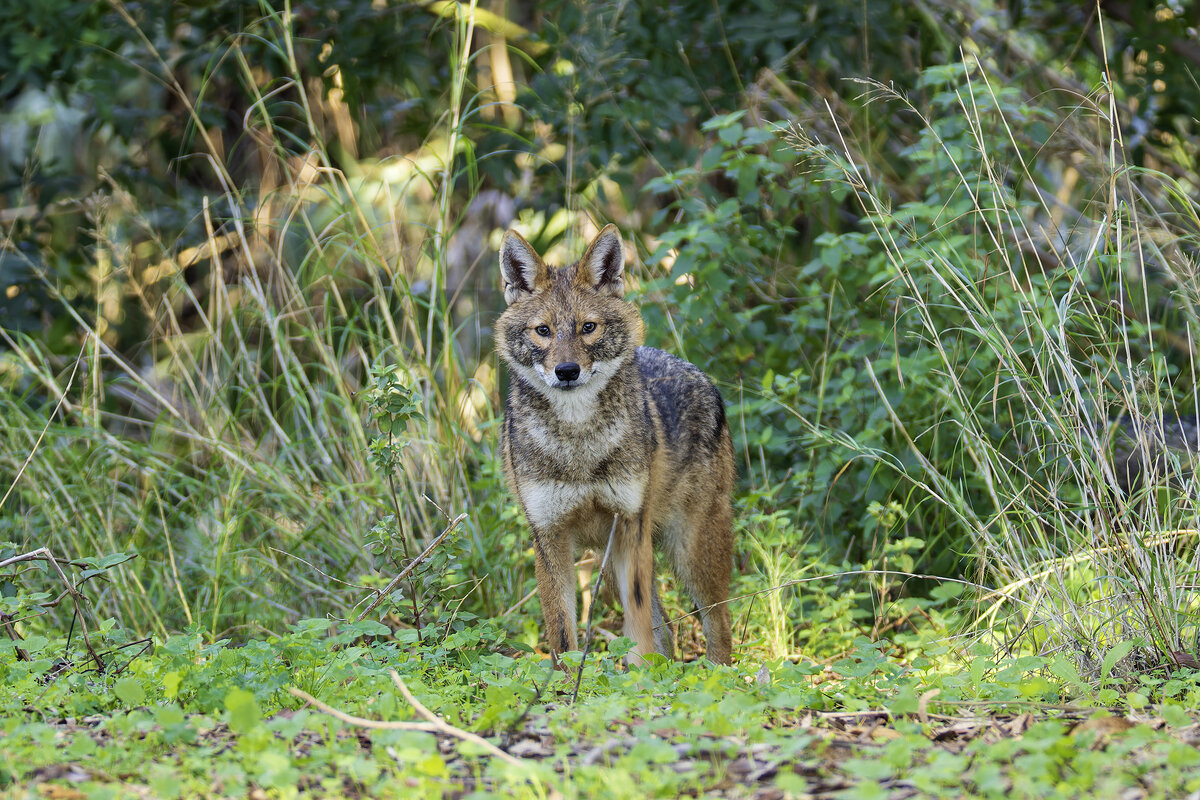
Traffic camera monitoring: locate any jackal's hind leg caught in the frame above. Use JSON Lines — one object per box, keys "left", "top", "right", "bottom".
{"left": 612, "top": 514, "right": 657, "bottom": 664}
{"left": 650, "top": 581, "right": 675, "bottom": 659}
{"left": 675, "top": 503, "right": 734, "bottom": 665}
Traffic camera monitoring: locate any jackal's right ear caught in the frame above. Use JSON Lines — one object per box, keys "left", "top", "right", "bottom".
{"left": 500, "top": 230, "right": 549, "bottom": 305}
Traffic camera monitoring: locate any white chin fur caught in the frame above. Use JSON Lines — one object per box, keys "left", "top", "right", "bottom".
{"left": 518, "top": 359, "right": 623, "bottom": 425}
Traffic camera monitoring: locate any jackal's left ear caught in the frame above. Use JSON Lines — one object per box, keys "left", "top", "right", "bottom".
{"left": 500, "top": 230, "right": 549, "bottom": 305}
{"left": 575, "top": 224, "right": 626, "bottom": 297}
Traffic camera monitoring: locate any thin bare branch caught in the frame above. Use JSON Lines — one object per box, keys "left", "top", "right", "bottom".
{"left": 356, "top": 513, "right": 467, "bottom": 622}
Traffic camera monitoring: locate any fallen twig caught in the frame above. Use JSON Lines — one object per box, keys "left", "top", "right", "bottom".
{"left": 290, "top": 686, "right": 449, "bottom": 732}
{"left": 289, "top": 674, "right": 528, "bottom": 771}
{"left": 387, "top": 670, "right": 529, "bottom": 769}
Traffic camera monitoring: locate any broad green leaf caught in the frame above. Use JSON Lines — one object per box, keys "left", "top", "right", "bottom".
{"left": 163, "top": 671, "right": 182, "bottom": 700}
{"left": 1101, "top": 640, "right": 1135, "bottom": 681}
{"left": 225, "top": 688, "right": 261, "bottom": 734}
{"left": 114, "top": 677, "right": 146, "bottom": 706}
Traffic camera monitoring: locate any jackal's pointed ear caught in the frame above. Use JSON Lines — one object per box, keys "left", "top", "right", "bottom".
{"left": 575, "top": 224, "right": 626, "bottom": 297}
{"left": 500, "top": 230, "right": 548, "bottom": 305}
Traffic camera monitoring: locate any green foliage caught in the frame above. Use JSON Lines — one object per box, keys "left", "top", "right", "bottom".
{"left": 361, "top": 359, "right": 471, "bottom": 637}
{"left": 366, "top": 362, "right": 424, "bottom": 473}
{"left": 731, "top": 487, "right": 949, "bottom": 663}
{"left": 636, "top": 102, "right": 979, "bottom": 570}
{"left": 0, "top": 0, "right": 114, "bottom": 99}
{"left": 526, "top": 1, "right": 805, "bottom": 184}
{"left": 786, "top": 58, "right": 1200, "bottom": 671}
{"left": 5, "top": 621, "right": 1200, "bottom": 797}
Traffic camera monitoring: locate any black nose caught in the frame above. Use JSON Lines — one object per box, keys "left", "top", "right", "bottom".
{"left": 554, "top": 362, "right": 581, "bottom": 382}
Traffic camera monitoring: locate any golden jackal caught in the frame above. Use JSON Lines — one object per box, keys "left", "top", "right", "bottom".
{"left": 496, "top": 224, "right": 734, "bottom": 665}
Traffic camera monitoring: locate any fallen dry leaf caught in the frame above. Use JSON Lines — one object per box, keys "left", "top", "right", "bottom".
{"left": 1071, "top": 716, "right": 1138, "bottom": 738}
{"left": 1171, "top": 651, "right": 1200, "bottom": 670}
{"left": 1008, "top": 712, "right": 1033, "bottom": 736}
{"left": 37, "top": 787, "right": 87, "bottom": 800}
{"left": 917, "top": 688, "right": 941, "bottom": 724}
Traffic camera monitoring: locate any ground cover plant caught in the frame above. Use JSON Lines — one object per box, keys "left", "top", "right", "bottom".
{"left": 8, "top": 600, "right": 1200, "bottom": 799}
{"left": 5, "top": 0, "right": 1200, "bottom": 796}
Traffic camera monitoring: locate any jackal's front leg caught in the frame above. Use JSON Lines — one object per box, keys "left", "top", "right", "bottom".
{"left": 532, "top": 528, "right": 577, "bottom": 661}
{"left": 613, "top": 513, "right": 657, "bottom": 664}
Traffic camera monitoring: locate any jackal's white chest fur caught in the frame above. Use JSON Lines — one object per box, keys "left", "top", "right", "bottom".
{"left": 514, "top": 380, "right": 646, "bottom": 531}
{"left": 519, "top": 474, "right": 645, "bottom": 532}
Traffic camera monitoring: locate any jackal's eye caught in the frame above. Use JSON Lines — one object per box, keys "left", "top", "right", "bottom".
{"left": 581, "top": 321, "right": 597, "bottom": 334}
{"left": 534, "top": 325, "right": 551, "bottom": 337}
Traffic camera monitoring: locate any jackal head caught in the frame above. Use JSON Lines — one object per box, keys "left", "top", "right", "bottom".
{"left": 496, "top": 224, "right": 645, "bottom": 403}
